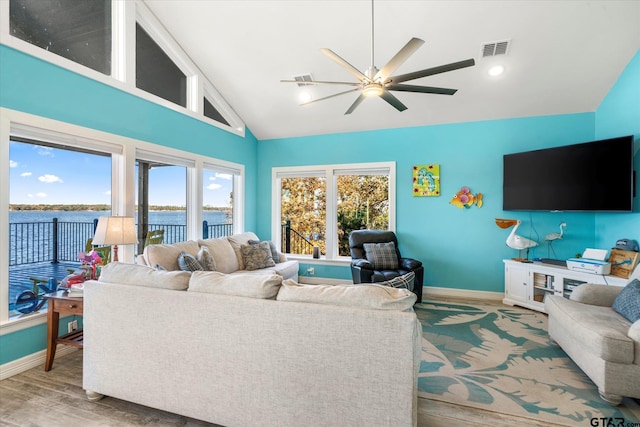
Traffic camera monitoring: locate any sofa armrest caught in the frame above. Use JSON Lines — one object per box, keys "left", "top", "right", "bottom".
{"left": 352, "top": 259, "right": 374, "bottom": 270}
{"left": 629, "top": 320, "right": 640, "bottom": 342}
{"left": 569, "top": 283, "right": 623, "bottom": 306}
{"left": 136, "top": 254, "right": 148, "bottom": 266}
{"left": 399, "top": 257, "right": 422, "bottom": 270}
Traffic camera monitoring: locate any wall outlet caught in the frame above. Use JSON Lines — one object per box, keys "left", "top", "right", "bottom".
{"left": 307, "top": 267, "right": 314, "bottom": 275}
{"left": 68, "top": 320, "right": 78, "bottom": 333}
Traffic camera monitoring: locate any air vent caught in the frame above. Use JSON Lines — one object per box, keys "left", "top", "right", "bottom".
{"left": 481, "top": 40, "right": 510, "bottom": 57}
{"left": 293, "top": 74, "right": 314, "bottom": 87}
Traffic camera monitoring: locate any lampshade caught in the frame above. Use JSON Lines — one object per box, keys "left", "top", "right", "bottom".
{"left": 93, "top": 216, "right": 138, "bottom": 245}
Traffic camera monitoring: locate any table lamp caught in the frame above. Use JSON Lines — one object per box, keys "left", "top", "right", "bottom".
{"left": 92, "top": 216, "right": 138, "bottom": 262}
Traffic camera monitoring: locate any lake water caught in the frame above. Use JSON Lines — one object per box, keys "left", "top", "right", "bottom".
{"left": 9, "top": 210, "right": 229, "bottom": 225}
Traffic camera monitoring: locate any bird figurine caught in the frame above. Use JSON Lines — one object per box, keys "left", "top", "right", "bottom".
{"left": 544, "top": 221, "right": 567, "bottom": 258}
{"left": 495, "top": 218, "right": 539, "bottom": 262}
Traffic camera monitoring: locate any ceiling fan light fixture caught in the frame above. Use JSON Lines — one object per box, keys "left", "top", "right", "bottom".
{"left": 363, "top": 83, "right": 384, "bottom": 97}
{"left": 299, "top": 91, "right": 313, "bottom": 103}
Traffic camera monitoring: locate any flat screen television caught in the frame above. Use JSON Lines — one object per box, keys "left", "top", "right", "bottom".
{"left": 503, "top": 135, "right": 635, "bottom": 212}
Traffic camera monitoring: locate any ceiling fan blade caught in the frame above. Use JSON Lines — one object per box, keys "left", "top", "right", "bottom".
{"left": 302, "top": 88, "right": 361, "bottom": 106}
{"left": 386, "top": 84, "right": 457, "bottom": 95}
{"left": 374, "top": 37, "right": 424, "bottom": 81}
{"left": 281, "top": 79, "right": 361, "bottom": 87}
{"left": 380, "top": 90, "right": 408, "bottom": 112}
{"left": 320, "top": 48, "right": 370, "bottom": 82}
{"left": 345, "top": 93, "right": 366, "bottom": 115}
{"left": 386, "top": 58, "right": 475, "bottom": 84}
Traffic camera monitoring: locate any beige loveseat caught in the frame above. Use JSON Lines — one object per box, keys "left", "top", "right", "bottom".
{"left": 83, "top": 262, "right": 421, "bottom": 427}
{"left": 136, "top": 232, "right": 299, "bottom": 281}
{"left": 545, "top": 283, "right": 640, "bottom": 405}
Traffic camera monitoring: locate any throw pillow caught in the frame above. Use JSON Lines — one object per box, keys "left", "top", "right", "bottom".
{"left": 377, "top": 271, "right": 415, "bottom": 291}
{"left": 197, "top": 246, "right": 216, "bottom": 271}
{"left": 248, "top": 239, "right": 280, "bottom": 263}
{"left": 363, "top": 241, "right": 399, "bottom": 270}
{"left": 188, "top": 271, "right": 282, "bottom": 299}
{"left": 197, "top": 237, "right": 238, "bottom": 274}
{"left": 178, "top": 251, "right": 204, "bottom": 272}
{"left": 240, "top": 241, "right": 276, "bottom": 271}
{"left": 612, "top": 279, "right": 640, "bottom": 323}
{"left": 277, "top": 279, "right": 416, "bottom": 311}
{"left": 99, "top": 262, "right": 191, "bottom": 290}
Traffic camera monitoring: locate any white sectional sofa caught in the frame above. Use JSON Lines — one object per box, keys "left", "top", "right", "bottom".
{"left": 82, "top": 262, "right": 421, "bottom": 427}
{"left": 136, "top": 232, "right": 299, "bottom": 281}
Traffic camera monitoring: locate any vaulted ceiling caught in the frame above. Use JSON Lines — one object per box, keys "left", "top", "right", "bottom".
{"left": 144, "top": 1, "right": 640, "bottom": 141}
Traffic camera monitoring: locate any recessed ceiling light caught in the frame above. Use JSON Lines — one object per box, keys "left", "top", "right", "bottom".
{"left": 488, "top": 65, "right": 505, "bottom": 76}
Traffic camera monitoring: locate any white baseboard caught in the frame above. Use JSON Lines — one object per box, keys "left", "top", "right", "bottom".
{"left": 0, "top": 345, "right": 78, "bottom": 380}
{"left": 423, "top": 286, "right": 503, "bottom": 301}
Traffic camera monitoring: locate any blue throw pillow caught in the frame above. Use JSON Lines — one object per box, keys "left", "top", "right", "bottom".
{"left": 178, "top": 251, "right": 203, "bottom": 272}
{"left": 612, "top": 279, "right": 640, "bottom": 323}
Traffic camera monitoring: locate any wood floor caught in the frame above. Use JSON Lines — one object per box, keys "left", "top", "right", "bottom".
{"left": 0, "top": 350, "right": 557, "bottom": 427}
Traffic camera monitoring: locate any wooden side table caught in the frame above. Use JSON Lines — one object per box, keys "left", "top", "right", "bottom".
{"left": 44, "top": 291, "right": 83, "bottom": 371}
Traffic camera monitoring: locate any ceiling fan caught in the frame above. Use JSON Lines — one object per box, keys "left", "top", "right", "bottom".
{"left": 281, "top": 1, "right": 475, "bottom": 115}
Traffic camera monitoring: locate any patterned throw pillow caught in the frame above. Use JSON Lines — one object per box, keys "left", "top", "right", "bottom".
{"left": 240, "top": 241, "right": 276, "bottom": 271}
{"left": 197, "top": 246, "right": 216, "bottom": 271}
{"left": 248, "top": 239, "right": 280, "bottom": 264}
{"left": 377, "top": 271, "right": 415, "bottom": 291}
{"left": 612, "top": 279, "right": 640, "bottom": 323}
{"left": 177, "top": 251, "right": 203, "bottom": 272}
{"left": 363, "top": 242, "right": 399, "bottom": 270}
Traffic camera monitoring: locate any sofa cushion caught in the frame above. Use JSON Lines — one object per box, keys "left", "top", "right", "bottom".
{"left": 241, "top": 242, "right": 276, "bottom": 271}
{"left": 198, "top": 237, "right": 239, "bottom": 274}
{"left": 545, "top": 295, "right": 634, "bottom": 364}
{"left": 144, "top": 240, "right": 200, "bottom": 271}
{"left": 197, "top": 246, "right": 216, "bottom": 271}
{"left": 99, "top": 262, "right": 191, "bottom": 290}
{"left": 178, "top": 251, "right": 204, "bottom": 272}
{"left": 612, "top": 279, "right": 640, "bottom": 323}
{"left": 227, "top": 232, "right": 260, "bottom": 270}
{"left": 277, "top": 280, "right": 416, "bottom": 311}
{"left": 188, "top": 271, "right": 282, "bottom": 299}
{"left": 378, "top": 271, "right": 415, "bottom": 290}
{"left": 363, "top": 242, "right": 399, "bottom": 270}
{"left": 249, "top": 239, "right": 281, "bottom": 264}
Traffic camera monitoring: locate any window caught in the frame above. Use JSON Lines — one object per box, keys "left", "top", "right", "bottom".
{"left": 7, "top": 134, "right": 114, "bottom": 319}
{"left": 135, "top": 23, "right": 186, "bottom": 107}
{"left": 9, "top": 0, "right": 111, "bottom": 75}
{"left": 204, "top": 97, "right": 230, "bottom": 127}
{"left": 273, "top": 163, "right": 395, "bottom": 260}
{"left": 202, "top": 167, "right": 235, "bottom": 238}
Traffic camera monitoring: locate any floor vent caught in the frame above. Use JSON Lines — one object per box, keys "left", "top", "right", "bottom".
{"left": 293, "top": 74, "right": 314, "bottom": 87}
{"left": 481, "top": 40, "right": 510, "bottom": 57}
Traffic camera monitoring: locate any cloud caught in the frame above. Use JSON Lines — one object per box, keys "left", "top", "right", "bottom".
{"left": 105, "top": 190, "right": 111, "bottom": 195}
{"left": 34, "top": 146, "right": 54, "bottom": 157}
{"left": 207, "top": 183, "right": 222, "bottom": 190}
{"left": 209, "top": 172, "right": 233, "bottom": 181}
{"left": 36, "top": 192, "right": 47, "bottom": 198}
{"left": 9, "top": 160, "right": 18, "bottom": 168}
{"left": 20, "top": 172, "right": 32, "bottom": 177}
{"left": 27, "top": 193, "right": 34, "bottom": 198}
{"left": 38, "top": 174, "right": 63, "bottom": 184}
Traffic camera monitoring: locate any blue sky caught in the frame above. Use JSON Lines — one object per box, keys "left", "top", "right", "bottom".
{"left": 9, "top": 141, "right": 232, "bottom": 207}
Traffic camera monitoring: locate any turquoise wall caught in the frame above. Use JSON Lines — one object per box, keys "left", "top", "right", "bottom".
{"left": 257, "top": 114, "right": 599, "bottom": 291}
{"left": 0, "top": 45, "right": 258, "bottom": 365}
{"left": 594, "top": 49, "right": 640, "bottom": 248}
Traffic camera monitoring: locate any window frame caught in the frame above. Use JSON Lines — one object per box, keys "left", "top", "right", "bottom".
{"left": 0, "top": 0, "right": 245, "bottom": 136}
{"left": 0, "top": 107, "right": 245, "bottom": 332}
{"left": 272, "top": 162, "right": 395, "bottom": 262}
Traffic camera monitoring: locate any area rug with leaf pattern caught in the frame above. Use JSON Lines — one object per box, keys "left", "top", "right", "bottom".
{"left": 415, "top": 300, "right": 640, "bottom": 426}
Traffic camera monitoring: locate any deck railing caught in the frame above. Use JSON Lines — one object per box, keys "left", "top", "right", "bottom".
{"left": 8, "top": 218, "right": 234, "bottom": 266}
{"left": 9, "top": 218, "right": 311, "bottom": 267}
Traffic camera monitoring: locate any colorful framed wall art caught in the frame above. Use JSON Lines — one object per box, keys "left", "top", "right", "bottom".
{"left": 413, "top": 164, "right": 440, "bottom": 197}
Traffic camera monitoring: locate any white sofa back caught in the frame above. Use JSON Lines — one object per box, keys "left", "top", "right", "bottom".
{"left": 83, "top": 276, "right": 420, "bottom": 426}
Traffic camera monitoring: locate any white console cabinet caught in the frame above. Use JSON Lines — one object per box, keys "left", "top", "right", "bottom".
{"left": 503, "top": 259, "right": 628, "bottom": 313}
